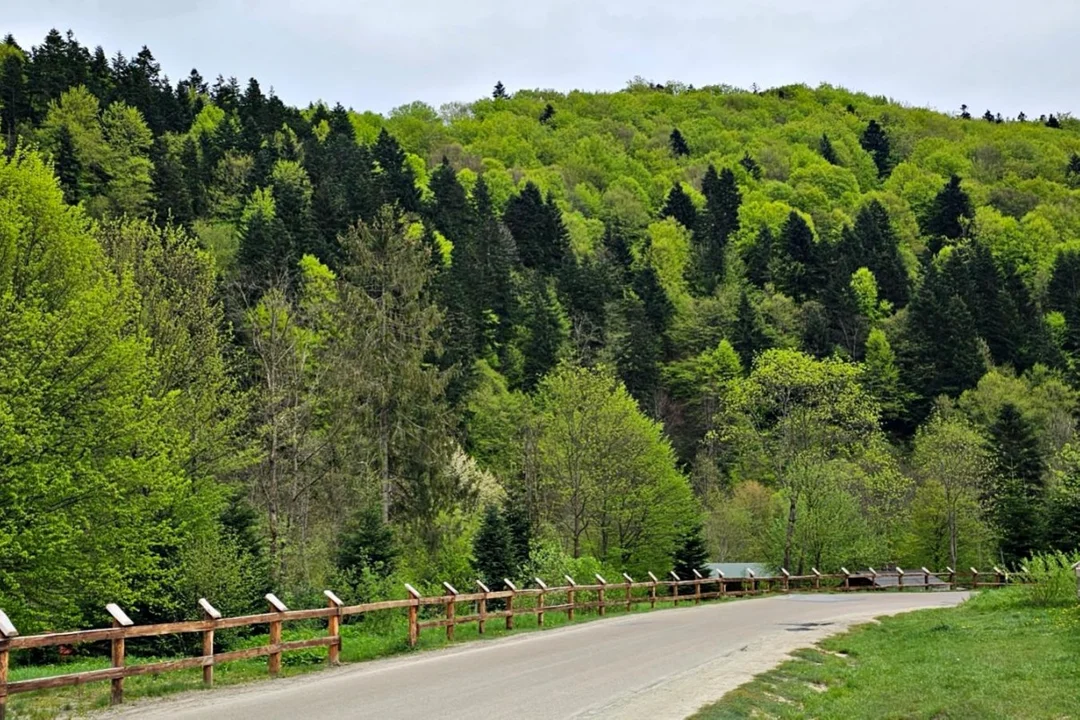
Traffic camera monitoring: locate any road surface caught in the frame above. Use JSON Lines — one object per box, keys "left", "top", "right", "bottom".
{"left": 104, "top": 592, "right": 968, "bottom": 720}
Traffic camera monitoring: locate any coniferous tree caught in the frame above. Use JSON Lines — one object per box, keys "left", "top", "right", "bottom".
{"left": 924, "top": 175, "right": 973, "bottom": 253}
{"left": 1046, "top": 114, "right": 1061, "bottom": 129}
{"left": 672, "top": 520, "right": 710, "bottom": 581}
{"left": 473, "top": 504, "right": 516, "bottom": 589}
{"left": 739, "top": 152, "right": 762, "bottom": 179}
{"left": 669, "top": 128, "right": 690, "bottom": 157}
{"left": 492, "top": 81, "right": 507, "bottom": 100}
{"left": 612, "top": 289, "right": 664, "bottom": 403}
{"left": 820, "top": 133, "right": 840, "bottom": 165}
{"left": 53, "top": 122, "right": 81, "bottom": 204}
{"left": 374, "top": 128, "right": 420, "bottom": 213}
{"left": 336, "top": 507, "right": 398, "bottom": 577}
{"left": 990, "top": 404, "right": 1046, "bottom": 565}
{"left": 845, "top": 201, "right": 910, "bottom": 308}
{"left": 960, "top": 104, "right": 972, "bottom": 120}
{"left": 731, "top": 289, "right": 770, "bottom": 368}
{"left": 744, "top": 225, "right": 774, "bottom": 288}
{"left": 539, "top": 103, "right": 555, "bottom": 125}
{"left": 503, "top": 182, "right": 569, "bottom": 273}
{"left": 1066, "top": 153, "right": 1080, "bottom": 188}
{"left": 694, "top": 165, "right": 740, "bottom": 292}
{"left": 774, "top": 211, "right": 818, "bottom": 301}
{"left": 859, "top": 119, "right": 892, "bottom": 177}
{"left": 503, "top": 491, "right": 531, "bottom": 569}
{"left": 0, "top": 36, "right": 28, "bottom": 154}
{"left": 519, "top": 277, "right": 568, "bottom": 390}
{"left": 1047, "top": 249, "right": 1080, "bottom": 354}
{"left": 660, "top": 181, "right": 697, "bottom": 230}
{"left": 982, "top": 109, "right": 995, "bottom": 123}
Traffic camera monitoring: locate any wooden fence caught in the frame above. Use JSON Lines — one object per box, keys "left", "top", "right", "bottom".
{"left": 0, "top": 565, "right": 1019, "bottom": 718}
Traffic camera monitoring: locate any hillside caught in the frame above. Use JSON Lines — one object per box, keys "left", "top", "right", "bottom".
{"left": 2, "top": 28, "right": 1080, "bottom": 636}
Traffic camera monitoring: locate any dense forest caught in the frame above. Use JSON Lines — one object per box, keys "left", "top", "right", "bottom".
{"left": 3, "top": 28, "right": 1080, "bottom": 636}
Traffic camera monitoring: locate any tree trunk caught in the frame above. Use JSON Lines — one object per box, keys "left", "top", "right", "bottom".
{"left": 784, "top": 495, "right": 797, "bottom": 571}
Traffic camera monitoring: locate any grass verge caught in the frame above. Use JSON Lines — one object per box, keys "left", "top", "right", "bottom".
{"left": 691, "top": 588, "right": 1080, "bottom": 720}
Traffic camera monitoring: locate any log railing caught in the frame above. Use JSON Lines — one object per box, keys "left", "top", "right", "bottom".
{"left": 0, "top": 566, "right": 1021, "bottom": 717}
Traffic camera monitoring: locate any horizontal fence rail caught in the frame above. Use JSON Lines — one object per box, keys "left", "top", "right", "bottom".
{"left": 0, "top": 565, "right": 1025, "bottom": 717}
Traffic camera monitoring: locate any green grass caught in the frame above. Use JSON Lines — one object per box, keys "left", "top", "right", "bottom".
{"left": 691, "top": 589, "right": 1080, "bottom": 720}
{"left": 6, "top": 593, "right": 691, "bottom": 719}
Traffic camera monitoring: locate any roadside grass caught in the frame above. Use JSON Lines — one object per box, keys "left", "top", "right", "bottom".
{"left": 691, "top": 588, "right": 1080, "bottom": 720}
{"left": 7, "top": 592, "right": 695, "bottom": 719}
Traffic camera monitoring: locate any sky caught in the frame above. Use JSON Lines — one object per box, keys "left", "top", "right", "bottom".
{"left": 6, "top": 0, "right": 1080, "bottom": 117}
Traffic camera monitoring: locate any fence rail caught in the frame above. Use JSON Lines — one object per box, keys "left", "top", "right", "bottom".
{"left": 0, "top": 565, "right": 1022, "bottom": 718}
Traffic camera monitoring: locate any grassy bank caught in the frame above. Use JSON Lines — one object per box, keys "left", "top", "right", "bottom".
{"left": 692, "top": 588, "right": 1080, "bottom": 720}
{"left": 7, "top": 594, "right": 688, "bottom": 719}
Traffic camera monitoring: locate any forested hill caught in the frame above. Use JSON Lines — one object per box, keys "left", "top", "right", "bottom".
{"left": 3, "top": 29, "right": 1080, "bottom": 635}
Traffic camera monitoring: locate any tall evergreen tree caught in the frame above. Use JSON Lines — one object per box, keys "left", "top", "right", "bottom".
{"left": 693, "top": 165, "right": 740, "bottom": 292}
{"left": 924, "top": 175, "right": 974, "bottom": 253}
{"left": 744, "top": 225, "right": 774, "bottom": 288}
{"left": 473, "top": 504, "right": 516, "bottom": 590}
{"left": 1067, "top": 153, "right": 1080, "bottom": 188}
{"left": 660, "top": 181, "right": 697, "bottom": 230}
{"left": 492, "top": 81, "right": 507, "bottom": 100}
{"left": 859, "top": 119, "right": 891, "bottom": 177}
{"left": 53, "top": 122, "right": 81, "bottom": 205}
{"left": 739, "top": 152, "right": 762, "bottom": 179}
{"left": 845, "top": 201, "right": 910, "bottom": 308}
{"left": 374, "top": 128, "right": 421, "bottom": 213}
{"left": 503, "top": 182, "right": 569, "bottom": 273}
{"left": 669, "top": 128, "right": 690, "bottom": 157}
{"left": 819, "top": 133, "right": 840, "bottom": 165}
{"left": 1047, "top": 249, "right": 1080, "bottom": 355}
{"left": 990, "top": 404, "right": 1046, "bottom": 565}
{"left": 774, "top": 211, "right": 818, "bottom": 301}
{"left": 672, "top": 520, "right": 710, "bottom": 580}
{"left": 539, "top": 103, "right": 555, "bottom": 125}
{"left": 731, "top": 289, "right": 770, "bottom": 367}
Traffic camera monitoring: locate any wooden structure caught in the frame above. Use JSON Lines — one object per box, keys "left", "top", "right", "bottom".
{"left": 0, "top": 566, "right": 1021, "bottom": 716}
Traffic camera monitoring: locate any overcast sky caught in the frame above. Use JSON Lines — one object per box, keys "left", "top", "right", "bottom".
{"left": 6, "top": 0, "right": 1079, "bottom": 117}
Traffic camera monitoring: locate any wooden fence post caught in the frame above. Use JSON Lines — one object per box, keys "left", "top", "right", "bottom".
{"left": 747, "top": 569, "right": 757, "bottom": 595}
{"left": 265, "top": 594, "right": 288, "bottom": 677}
{"left": 504, "top": 579, "right": 517, "bottom": 630}
{"left": 896, "top": 567, "right": 905, "bottom": 592}
{"left": 105, "top": 604, "right": 133, "bottom": 705}
{"left": 841, "top": 567, "right": 851, "bottom": 591}
{"left": 198, "top": 599, "right": 221, "bottom": 686}
{"left": 535, "top": 578, "right": 548, "bottom": 627}
{"left": 946, "top": 567, "right": 956, "bottom": 590}
{"left": 647, "top": 572, "right": 659, "bottom": 609}
{"left": 405, "top": 584, "right": 421, "bottom": 647}
{"left": 971, "top": 567, "right": 980, "bottom": 590}
{"left": 324, "top": 591, "right": 343, "bottom": 665}
{"left": 476, "top": 581, "right": 490, "bottom": 634}
{"left": 0, "top": 609, "right": 18, "bottom": 720}
{"left": 811, "top": 568, "right": 821, "bottom": 591}
{"left": 623, "top": 574, "right": 634, "bottom": 612}
{"left": 442, "top": 583, "right": 458, "bottom": 641}
{"left": 921, "top": 567, "right": 931, "bottom": 591}
{"left": 564, "top": 575, "right": 577, "bottom": 621}
{"left": 595, "top": 575, "right": 608, "bottom": 616}
{"left": 868, "top": 567, "right": 878, "bottom": 592}
{"left": 993, "top": 566, "right": 1007, "bottom": 587}
{"left": 717, "top": 570, "right": 726, "bottom": 598}
{"left": 670, "top": 571, "right": 680, "bottom": 606}
{"left": 692, "top": 569, "right": 703, "bottom": 605}
{"left": 781, "top": 568, "right": 791, "bottom": 593}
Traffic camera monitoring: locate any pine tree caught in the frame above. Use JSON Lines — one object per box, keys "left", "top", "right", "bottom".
{"left": 744, "top": 225, "right": 774, "bottom": 288}
{"left": 694, "top": 165, "right": 740, "bottom": 293}
{"left": 859, "top": 119, "right": 892, "bottom": 177}
{"left": 924, "top": 175, "right": 974, "bottom": 253}
{"left": 473, "top": 504, "right": 516, "bottom": 589}
{"left": 739, "top": 152, "right": 762, "bottom": 179}
{"left": 1066, "top": 153, "right": 1080, "bottom": 188}
{"left": 672, "top": 520, "right": 710, "bottom": 580}
{"left": 774, "top": 211, "right": 818, "bottom": 301}
{"left": 613, "top": 290, "right": 664, "bottom": 403}
{"left": 374, "top": 128, "right": 421, "bottom": 213}
{"left": 1047, "top": 249, "right": 1080, "bottom": 354}
{"left": 503, "top": 182, "right": 569, "bottom": 273}
{"left": 990, "top": 404, "right": 1046, "bottom": 565}
{"left": 669, "top": 128, "right": 690, "bottom": 157}
{"left": 539, "top": 103, "right": 555, "bottom": 125}
{"left": 492, "top": 81, "right": 507, "bottom": 100}
{"left": 820, "top": 133, "right": 840, "bottom": 165}
{"left": 520, "top": 277, "right": 568, "bottom": 390}
{"left": 336, "top": 507, "right": 398, "bottom": 577}
{"left": 848, "top": 201, "right": 910, "bottom": 308}
{"left": 731, "top": 289, "right": 770, "bottom": 367}
{"left": 1046, "top": 114, "right": 1061, "bottom": 129}
{"left": 53, "top": 122, "right": 81, "bottom": 205}
{"left": 503, "top": 490, "right": 532, "bottom": 569}
{"left": 660, "top": 181, "right": 697, "bottom": 230}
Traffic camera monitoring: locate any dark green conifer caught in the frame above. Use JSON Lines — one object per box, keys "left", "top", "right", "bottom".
{"left": 660, "top": 181, "right": 697, "bottom": 230}
{"left": 492, "top": 81, "right": 507, "bottom": 100}
{"left": 774, "top": 211, "right": 817, "bottom": 301}
{"left": 1066, "top": 153, "right": 1080, "bottom": 188}
{"left": 859, "top": 119, "right": 892, "bottom": 177}
{"left": 473, "top": 504, "right": 516, "bottom": 589}
{"left": 669, "top": 128, "right": 691, "bottom": 157}
{"left": 731, "top": 289, "right": 770, "bottom": 368}
{"left": 924, "top": 175, "right": 973, "bottom": 253}
{"left": 990, "top": 404, "right": 1046, "bottom": 565}
{"left": 53, "top": 122, "right": 81, "bottom": 205}
{"left": 739, "top": 152, "right": 762, "bottom": 179}
{"left": 672, "top": 520, "right": 710, "bottom": 580}
{"left": 539, "top": 103, "right": 555, "bottom": 125}
{"left": 336, "top": 507, "right": 398, "bottom": 577}
{"left": 693, "top": 166, "right": 740, "bottom": 293}
{"left": 820, "top": 133, "right": 840, "bottom": 165}
{"left": 744, "top": 225, "right": 774, "bottom": 288}
{"left": 1046, "top": 114, "right": 1061, "bottom": 129}
{"left": 503, "top": 182, "right": 569, "bottom": 273}
{"left": 374, "top": 128, "right": 421, "bottom": 212}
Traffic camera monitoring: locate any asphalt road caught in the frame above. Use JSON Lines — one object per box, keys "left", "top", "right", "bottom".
{"left": 105, "top": 592, "right": 968, "bottom": 720}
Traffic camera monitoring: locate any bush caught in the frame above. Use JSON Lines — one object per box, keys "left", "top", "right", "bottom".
{"left": 1022, "top": 551, "right": 1080, "bottom": 607}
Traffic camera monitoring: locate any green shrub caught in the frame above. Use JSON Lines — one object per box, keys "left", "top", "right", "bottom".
{"left": 1021, "top": 551, "right": 1079, "bottom": 607}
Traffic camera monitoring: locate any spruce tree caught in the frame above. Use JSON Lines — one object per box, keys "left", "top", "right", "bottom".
{"left": 503, "top": 490, "right": 532, "bottom": 569}
{"left": 960, "top": 104, "right": 972, "bottom": 120}
{"left": 613, "top": 290, "right": 664, "bottom": 403}
{"left": 774, "top": 211, "right": 817, "bottom": 301}
{"left": 990, "top": 404, "right": 1046, "bottom": 565}
{"left": 503, "top": 182, "right": 569, "bottom": 273}
{"left": 473, "top": 504, "right": 516, "bottom": 590}
{"left": 859, "top": 119, "right": 892, "bottom": 177}
{"left": 731, "top": 289, "right": 770, "bottom": 367}
{"left": 53, "top": 122, "right": 81, "bottom": 205}
{"left": 539, "top": 103, "right": 555, "bottom": 125}
{"left": 848, "top": 201, "right": 910, "bottom": 308}
{"left": 492, "top": 81, "right": 507, "bottom": 100}
{"left": 520, "top": 277, "right": 568, "bottom": 390}
{"left": 336, "top": 507, "right": 398, "bottom": 577}
{"left": 374, "top": 128, "right": 421, "bottom": 213}
{"left": 739, "top": 152, "right": 762, "bottom": 179}
{"left": 1066, "top": 153, "right": 1080, "bottom": 188}
{"left": 694, "top": 165, "right": 740, "bottom": 293}
{"left": 672, "top": 520, "right": 710, "bottom": 580}
{"left": 744, "top": 225, "right": 774, "bottom": 288}
{"left": 820, "top": 133, "right": 840, "bottom": 165}
{"left": 1047, "top": 249, "right": 1080, "bottom": 354}
{"left": 982, "top": 109, "right": 995, "bottom": 123}
{"left": 1046, "top": 114, "right": 1061, "bottom": 129}
{"left": 669, "top": 128, "right": 690, "bottom": 157}
{"left": 660, "top": 181, "right": 697, "bottom": 230}
{"left": 924, "top": 175, "right": 973, "bottom": 253}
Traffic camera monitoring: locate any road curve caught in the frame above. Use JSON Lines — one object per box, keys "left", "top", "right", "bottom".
{"left": 104, "top": 592, "right": 968, "bottom": 720}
